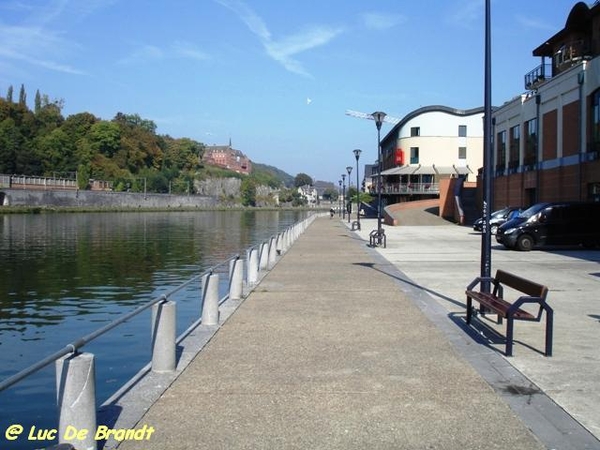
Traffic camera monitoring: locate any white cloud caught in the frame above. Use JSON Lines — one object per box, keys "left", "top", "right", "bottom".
{"left": 361, "top": 12, "right": 406, "bottom": 30}
{"left": 515, "top": 15, "right": 555, "bottom": 31}
{"left": 215, "top": 0, "right": 343, "bottom": 77}
{"left": 446, "top": 0, "right": 482, "bottom": 28}
{"left": 0, "top": 23, "right": 85, "bottom": 74}
{"left": 172, "top": 41, "right": 211, "bottom": 61}
{"left": 118, "top": 42, "right": 211, "bottom": 65}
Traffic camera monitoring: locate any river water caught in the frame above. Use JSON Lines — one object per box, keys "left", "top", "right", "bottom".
{"left": 0, "top": 210, "right": 309, "bottom": 449}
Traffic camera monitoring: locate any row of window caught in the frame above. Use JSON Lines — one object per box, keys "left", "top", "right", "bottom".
{"left": 410, "top": 125, "right": 468, "bottom": 137}
{"left": 496, "top": 118, "right": 538, "bottom": 169}
{"left": 408, "top": 147, "right": 467, "bottom": 164}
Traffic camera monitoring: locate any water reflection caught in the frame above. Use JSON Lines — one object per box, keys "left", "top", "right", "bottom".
{"left": 0, "top": 210, "right": 306, "bottom": 449}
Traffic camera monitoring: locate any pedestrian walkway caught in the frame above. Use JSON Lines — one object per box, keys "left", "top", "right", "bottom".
{"left": 116, "top": 217, "right": 598, "bottom": 450}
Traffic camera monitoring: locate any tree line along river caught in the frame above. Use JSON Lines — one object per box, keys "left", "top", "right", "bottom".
{"left": 0, "top": 209, "right": 310, "bottom": 450}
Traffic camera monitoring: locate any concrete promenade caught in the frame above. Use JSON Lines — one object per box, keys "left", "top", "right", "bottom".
{"left": 116, "top": 216, "right": 599, "bottom": 450}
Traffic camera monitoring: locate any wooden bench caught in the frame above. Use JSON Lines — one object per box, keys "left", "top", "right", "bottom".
{"left": 465, "top": 270, "right": 553, "bottom": 357}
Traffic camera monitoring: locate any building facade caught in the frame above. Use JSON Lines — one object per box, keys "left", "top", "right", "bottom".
{"left": 377, "top": 105, "right": 484, "bottom": 205}
{"left": 491, "top": 1, "right": 600, "bottom": 209}
{"left": 203, "top": 144, "right": 252, "bottom": 175}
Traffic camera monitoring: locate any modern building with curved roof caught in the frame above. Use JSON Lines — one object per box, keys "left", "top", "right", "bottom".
{"left": 374, "top": 105, "right": 484, "bottom": 204}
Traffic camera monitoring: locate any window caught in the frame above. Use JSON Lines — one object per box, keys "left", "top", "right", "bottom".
{"left": 410, "top": 127, "right": 420, "bottom": 137}
{"left": 591, "top": 90, "right": 600, "bottom": 153}
{"left": 458, "top": 147, "right": 467, "bottom": 159}
{"left": 458, "top": 125, "right": 467, "bottom": 137}
{"left": 410, "top": 147, "right": 419, "bottom": 164}
{"left": 509, "top": 125, "right": 520, "bottom": 171}
{"left": 524, "top": 118, "right": 537, "bottom": 168}
{"left": 496, "top": 130, "right": 506, "bottom": 175}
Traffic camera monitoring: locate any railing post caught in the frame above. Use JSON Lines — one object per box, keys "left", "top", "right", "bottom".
{"left": 201, "top": 273, "right": 220, "bottom": 326}
{"left": 247, "top": 247, "right": 259, "bottom": 285}
{"left": 229, "top": 257, "right": 244, "bottom": 300}
{"left": 151, "top": 300, "right": 176, "bottom": 373}
{"left": 56, "top": 352, "right": 97, "bottom": 450}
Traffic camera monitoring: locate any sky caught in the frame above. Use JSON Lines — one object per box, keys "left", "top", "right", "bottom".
{"left": 0, "top": 0, "right": 583, "bottom": 183}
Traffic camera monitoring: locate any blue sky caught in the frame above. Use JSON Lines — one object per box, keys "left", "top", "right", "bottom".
{"left": 0, "top": 0, "right": 580, "bottom": 183}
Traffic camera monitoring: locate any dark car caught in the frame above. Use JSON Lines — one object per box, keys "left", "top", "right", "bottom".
{"left": 496, "top": 201, "right": 600, "bottom": 251}
{"left": 473, "top": 206, "right": 521, "bottom": 234}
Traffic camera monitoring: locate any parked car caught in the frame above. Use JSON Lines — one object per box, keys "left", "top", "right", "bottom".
{"left": 473, "top": 206, "right": 521, "bottom": 234}
{"left": 496, "top": 201, "right": 600, "bottom": 251}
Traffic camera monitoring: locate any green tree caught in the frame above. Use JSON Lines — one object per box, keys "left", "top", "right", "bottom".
{"left": 35, "top": 128, "right": 73, "bottom": 174}
{"left": 294, "top": 172, "right": 313, "bottom": 187}
{"left": 0, "top": 118, "right": 21, "bottom": 172}
{"left": 322, "top": 187, "right": 338, "bottom": 202}
{"left": 163, "top": 136, "right": 203, "bottom": 171}
{"left": 240, "top": 177, "right": 258, "bottom": 206}
{"left": 89, "top": 121, "right": 121, "bottom": 157}
{"left": 34, "top": 90, "right": 41, "bottom": 114}
{"left": 18, "top": 84, "right": 26, "bottom": 108}
{"left": 6, "top": 85, "right": 13, "bottom": 103}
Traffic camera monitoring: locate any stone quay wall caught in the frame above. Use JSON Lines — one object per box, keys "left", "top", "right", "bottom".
{"left": 0, "top": 189, "right": 219, "bottom": 209}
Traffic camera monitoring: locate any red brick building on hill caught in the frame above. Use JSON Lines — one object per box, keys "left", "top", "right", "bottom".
{"left": 203, "top": 144, "right": 252, "bottom": 175}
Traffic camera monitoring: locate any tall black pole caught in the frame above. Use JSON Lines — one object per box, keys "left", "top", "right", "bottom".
{"left": 353, "top": 150, "right": 362, "bottom": 230}
{"left": 338, "top": 180, "right": 342, "bottom": 217}
{"left": 346, "top": 166, "right": 353, "bottom": 223}
{"left": 376, "top": 124, "right": 383, "bottom": 231}
{"left": 341, "top": 174, "right": 346, "bottom": 219}
{"left": 372, "top": 112, "right": 386, "bottom": 232}
{"left": 481, "top": 0, "right": 493, "bottom": 292}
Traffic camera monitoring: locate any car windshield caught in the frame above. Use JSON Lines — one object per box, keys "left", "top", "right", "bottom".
{"left": 491, "top": 207, "right": 509, "bottom": 218}
{"left": 519, "top": 203, "right": 550, "bottom": 219}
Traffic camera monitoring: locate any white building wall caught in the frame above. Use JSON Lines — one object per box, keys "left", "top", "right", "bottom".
{"left": 394, "top": 109, "right": 484, "bottom": 182}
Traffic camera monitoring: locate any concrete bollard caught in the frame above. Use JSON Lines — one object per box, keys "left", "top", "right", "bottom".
{"left": 268, "top": 236, "right": 277, "bottom": 269}
{"left": 56, "top": 352, "right": 97, "bottom": 450}
{"left": 247, "top": 247, "right": 259, "bottom": 285}
{"left": 276, "top": 233, "right": 283, "bottom": 255}
{"left": 201, "top": 273, "right": 220, "bottom": 326}
{"left": 259, "top": 241, "right": 269, "bottom": 270}
{"left": 151, "top": 300, "right": 176, "bottom": 373}
{"left": 229, "top": 257, "right": 244, "bottom": 300}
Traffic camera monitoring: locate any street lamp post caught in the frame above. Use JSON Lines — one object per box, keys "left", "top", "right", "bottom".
{"left": 372, "top": 111, "right": 386, "bottom": 233}
{"left": 353, "top": 149, "right": 362, "bottom": 230}
{"left": 481, "top": 0, "right": 493, "bottom": 293}
{"left": 338, "top": 179, "right": 342, "bottom": 217}
{"left": 341, "top": 174, "right": 347, "bottom": 220}
{"left": 346, "top": 166, "right": 352, "bottom": 223}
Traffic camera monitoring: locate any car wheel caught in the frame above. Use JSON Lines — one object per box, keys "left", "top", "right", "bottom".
{"left": 516, "top": 234, "right": 534, "bottom": 251}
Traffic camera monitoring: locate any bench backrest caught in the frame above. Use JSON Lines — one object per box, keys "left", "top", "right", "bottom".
{"left": 495, "top": 270, "right": 548, "bottom": 299}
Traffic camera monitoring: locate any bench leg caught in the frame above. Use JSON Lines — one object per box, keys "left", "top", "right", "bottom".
{"left": 505, "top": 315, "right": 514, "bottom": 357}
{"left": 545, "top": 308, "right": 554, "bottom": 357}
{"left": 466, "top": 296, "right": 472, "bottom": 324}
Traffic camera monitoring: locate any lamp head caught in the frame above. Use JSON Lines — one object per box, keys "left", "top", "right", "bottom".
{"left": 371, "top": 111, "right": 386, "bottom": 130}
{"left": 353, "top": 149, "right": 362, "bottom": 161}
{"left": 346, "top": 166, "right": 353, "bottom": 175}
{"left": 341, "top": 174, "right": 346, "bottom": 181}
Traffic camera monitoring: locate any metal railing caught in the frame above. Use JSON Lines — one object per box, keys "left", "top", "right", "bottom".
{"left": 375, "top": 183, "right": 440, "bottom": 195}
{"left": 0, "top": 213, "right": 317, "bottom": 450}
{"left": 0, "top": 174, "right": 78, "bottom": 190}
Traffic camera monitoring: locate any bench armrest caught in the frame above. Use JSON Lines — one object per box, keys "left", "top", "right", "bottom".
{"left": 511, "top": 295, "right": 552, "bottom": 310}
{"left": 466, "top": 276, "right": 495, "bottom": 291}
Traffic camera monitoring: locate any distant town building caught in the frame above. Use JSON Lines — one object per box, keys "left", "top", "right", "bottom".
{"left": 297, "top": 184, "right": 318, "bottom": 206}
{"left": 203, "top": 143, "right": 252, "bottom": 175}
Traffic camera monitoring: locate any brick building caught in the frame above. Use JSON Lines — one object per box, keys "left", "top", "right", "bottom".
{"left": 203, "top": 143, "right": 252, "bottom": 175}
{"left": 491, "top": 1, "right": 600, "bottom": 208}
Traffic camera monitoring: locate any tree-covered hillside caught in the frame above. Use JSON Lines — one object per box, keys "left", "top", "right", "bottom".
{"left": 0, "top": 85, "right": 293, "bottom": 196}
